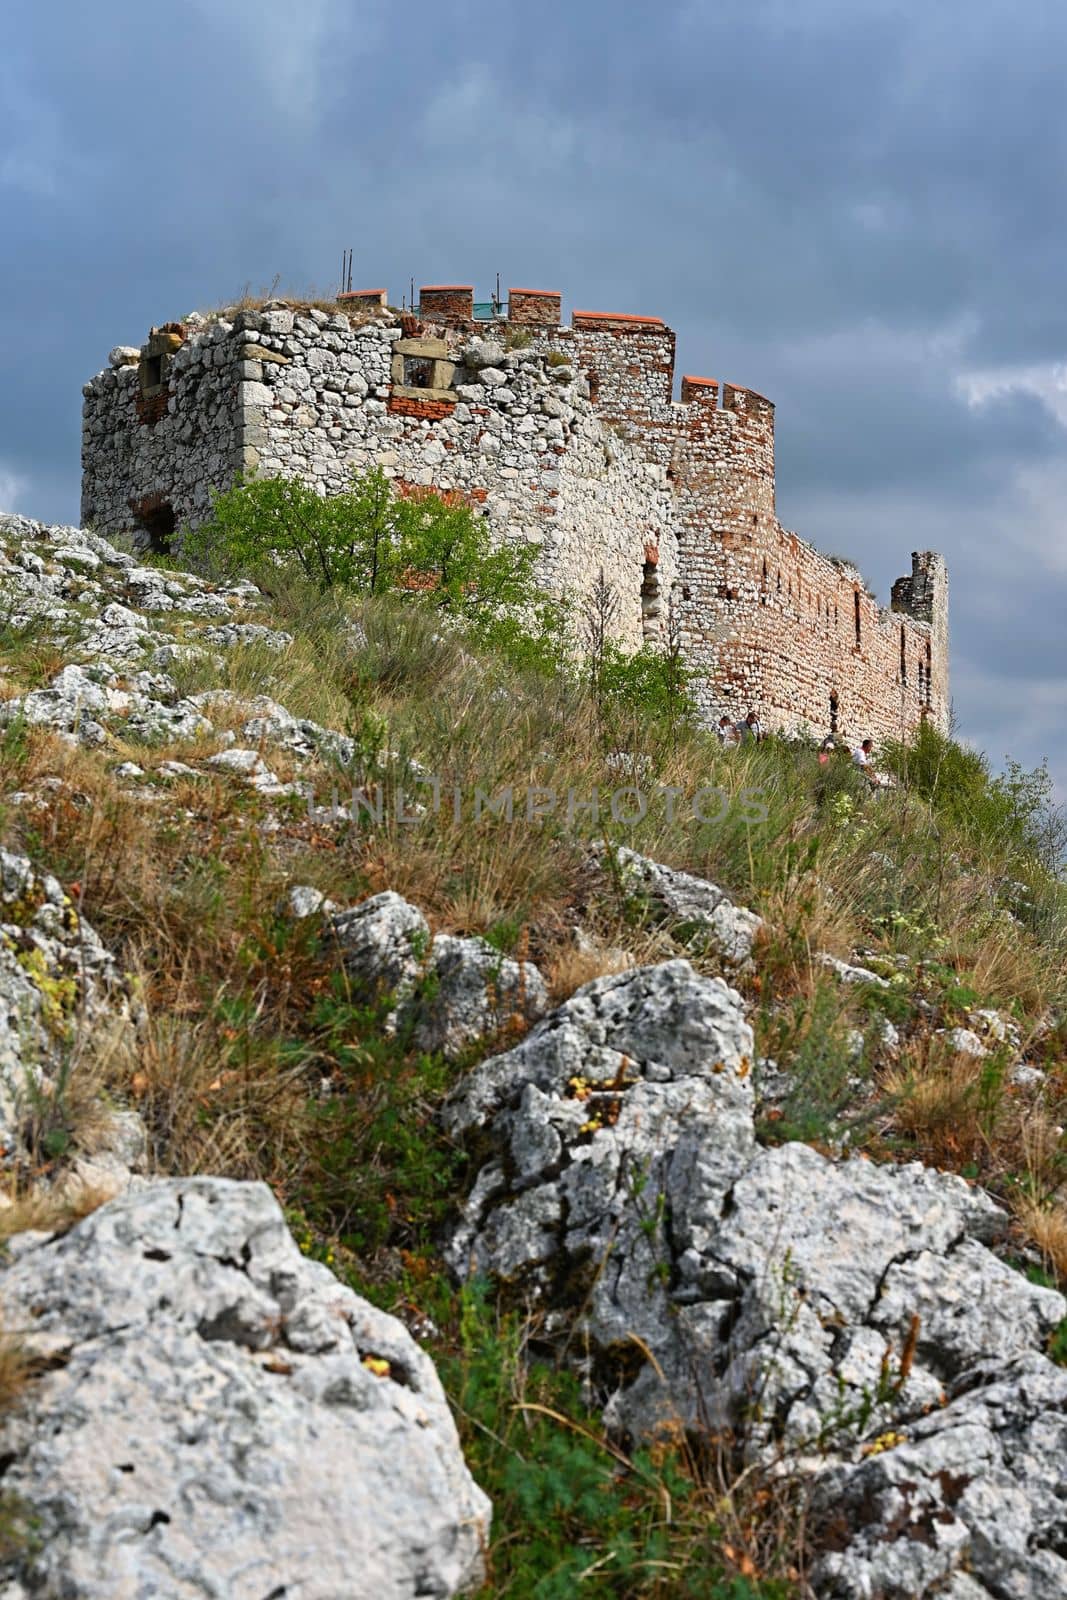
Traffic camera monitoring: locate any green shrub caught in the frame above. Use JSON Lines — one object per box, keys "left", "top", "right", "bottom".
{"left": 184, "top": 468, "right": 570, "bottom": 677}
{"left": 883, "top": 723, "right": 1063, "bottom": 864}
{"left": 297, "top": 976, "right": 463, "bottom": 1254}
{"left": 595, "top": 642, "right": 697, "bottom": 730}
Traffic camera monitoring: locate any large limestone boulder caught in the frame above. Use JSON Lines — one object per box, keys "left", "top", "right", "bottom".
{"left": 444, "top": 960, "right": 1067, "bottom": 1596}
{"left": 443, "top": 960, "right": 757, "bottom": 1389}
{"left": 0, "top": 1177, "right": 490, "bottom": 1598}
{"left": 329, "top": 891, "right": 547, "bottom": 1059}
{"left": 591, "top": 844, "right": 762, "bottom": 965}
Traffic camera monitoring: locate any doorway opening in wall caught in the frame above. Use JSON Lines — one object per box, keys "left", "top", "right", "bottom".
{"left": 136, "top": 501, "right": 176, "bottom": 554}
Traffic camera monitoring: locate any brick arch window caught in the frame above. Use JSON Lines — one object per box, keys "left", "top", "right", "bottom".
{"left": 760, "top": 558, "right": 768, "bottom": 603}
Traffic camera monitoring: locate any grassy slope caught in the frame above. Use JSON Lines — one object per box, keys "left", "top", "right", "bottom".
{"left": 1, "top": 577, "right": 1064, "bottom": 1597}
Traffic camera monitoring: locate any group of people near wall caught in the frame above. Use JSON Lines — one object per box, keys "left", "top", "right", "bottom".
{"left": 715, "top": 712, "right": 894, "bottom": 790}
{"left": 715, "top": 710, "right": 763, "bottom": 747}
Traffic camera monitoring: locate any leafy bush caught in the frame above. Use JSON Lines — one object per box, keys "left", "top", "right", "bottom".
{"left": 883, "top": 723, "right": 1063, "bottom": 863}
{"left": 296, "top": 976, "right": 463, "bottom": 1255}
{"left": 184, "top": 468, "right": 570, "bottom": 677}
{"left": 595, "top": 641, "right": 697, "bottom": 729}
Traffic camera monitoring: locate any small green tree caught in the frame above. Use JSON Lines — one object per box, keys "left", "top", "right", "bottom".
{"left": 883, "top": 722, "right": 1061, "bottom": 860}
{"left": 596, "top": 640, "right": 697, "bottom": 727}
{"left": 183, "top": 467, "right": 569, "bottom": 673}
{"left": 184, "top": 469, "right": 403, "bottom": 593}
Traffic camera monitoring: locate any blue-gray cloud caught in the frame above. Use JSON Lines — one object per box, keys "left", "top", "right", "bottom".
{"left": 1, "top": 0, "right": 1064, "bottom": 792}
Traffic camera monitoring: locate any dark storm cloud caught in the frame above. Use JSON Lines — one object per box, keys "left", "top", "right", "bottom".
{"left": 1, "top": 0, "right": 1064, "bottom": 790}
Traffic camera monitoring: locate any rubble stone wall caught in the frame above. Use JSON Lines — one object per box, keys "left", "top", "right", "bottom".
{"left": 568, "top": 313, "right": 948, "bottom": 741}
{"left": 82, "top": 283, "right": 948, "bottom": 740}
{"left": 83, "top": 306, "right": 675, "bottom": 654}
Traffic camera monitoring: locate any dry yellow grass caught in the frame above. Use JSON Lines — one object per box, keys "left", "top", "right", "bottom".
{"left": 1014, "top": 1197, "right": 1067, "bottom": 1280}
{"left": 0, "top": 1179, "right": 111, "bottom": 1247}
{"left": 882, "top": 1045, "right": 992, "bottom": 1167}
{"left": 544, "top": 935, "right": 636, "bottom": 1002}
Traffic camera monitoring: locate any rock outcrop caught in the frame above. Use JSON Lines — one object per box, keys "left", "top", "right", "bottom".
{"left": 591, "top": 843, "right": 762, "bottom": 965}
{"left": 0, "top": 1177, "right": 490, "bottom": 1598}
{"left": 329, "top": 889, "right": 548, "bottom": 1059}
{"left": 444, "top": 960, "right": 1067, "bottom": 1598}
{"left": 0, "top": 845, "right": 125, "bottom": 1165}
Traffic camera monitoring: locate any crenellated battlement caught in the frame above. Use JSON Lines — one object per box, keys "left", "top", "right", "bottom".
{"left": 80, "top": 276, "right": 948, "bottom": 747}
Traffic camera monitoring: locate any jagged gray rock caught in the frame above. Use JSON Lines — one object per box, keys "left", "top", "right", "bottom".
{"left": 810, "top": 1353, "right": 1067, "bottom": 1599}
{"left": 444, "top": 959, "right": 757, "bottom": 1393}
{"left": 0, "top": 847, "right": 123, "bottom": 1161}
{"left": 329, "top": 892, "right": 547, "bottom": 1059}
{"left": 0, "top": 1177, "right": 490, "bottom": 1598}
{"left": 285, "top": 883, "right": 339, "bottom": 920}
{"left": 405, "top": 934, "right": 548, "bottom": 1058}
{"left": 329, "top": 890, "right": 431, "bottom": 993}
{"left": 591, "top": 843, "right": 762, "bottom": 965}
{"left": 816, "top": 951, "right": 890, "bottom": 987}
{"left": 444, "top": 960, "right": 1067, "bottom": 1597}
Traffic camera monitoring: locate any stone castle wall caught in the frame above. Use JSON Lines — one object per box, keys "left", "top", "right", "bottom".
{"left": 563, "top": 311, "right": 949, "bottom": 741}
{"left": 82, "top": 305, "right": 676, "bottom": 654}
{"left": 82, "top": 282, "right": 949, "bottom": 743}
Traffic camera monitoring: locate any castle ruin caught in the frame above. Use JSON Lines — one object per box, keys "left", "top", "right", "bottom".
{"left": 82, "top": 282, "right": 948, "bottom": 744}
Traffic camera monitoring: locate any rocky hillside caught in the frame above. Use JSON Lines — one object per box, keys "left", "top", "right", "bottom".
{"left": 0, "top": 510, "right": 1063, "bottom": 1598}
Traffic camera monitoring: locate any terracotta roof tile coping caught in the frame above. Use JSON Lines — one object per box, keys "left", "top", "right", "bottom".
{"left": 572, "top": 311, "right": 665, "bottom": 324}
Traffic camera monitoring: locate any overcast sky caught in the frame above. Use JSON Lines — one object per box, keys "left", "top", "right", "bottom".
{"left": 2, "top": 0, "right": 1065, "bottom": 793}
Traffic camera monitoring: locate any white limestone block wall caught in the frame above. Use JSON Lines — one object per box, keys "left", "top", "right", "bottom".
{"left": 82, "top": 306, "right": 677, "bottom": 654}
